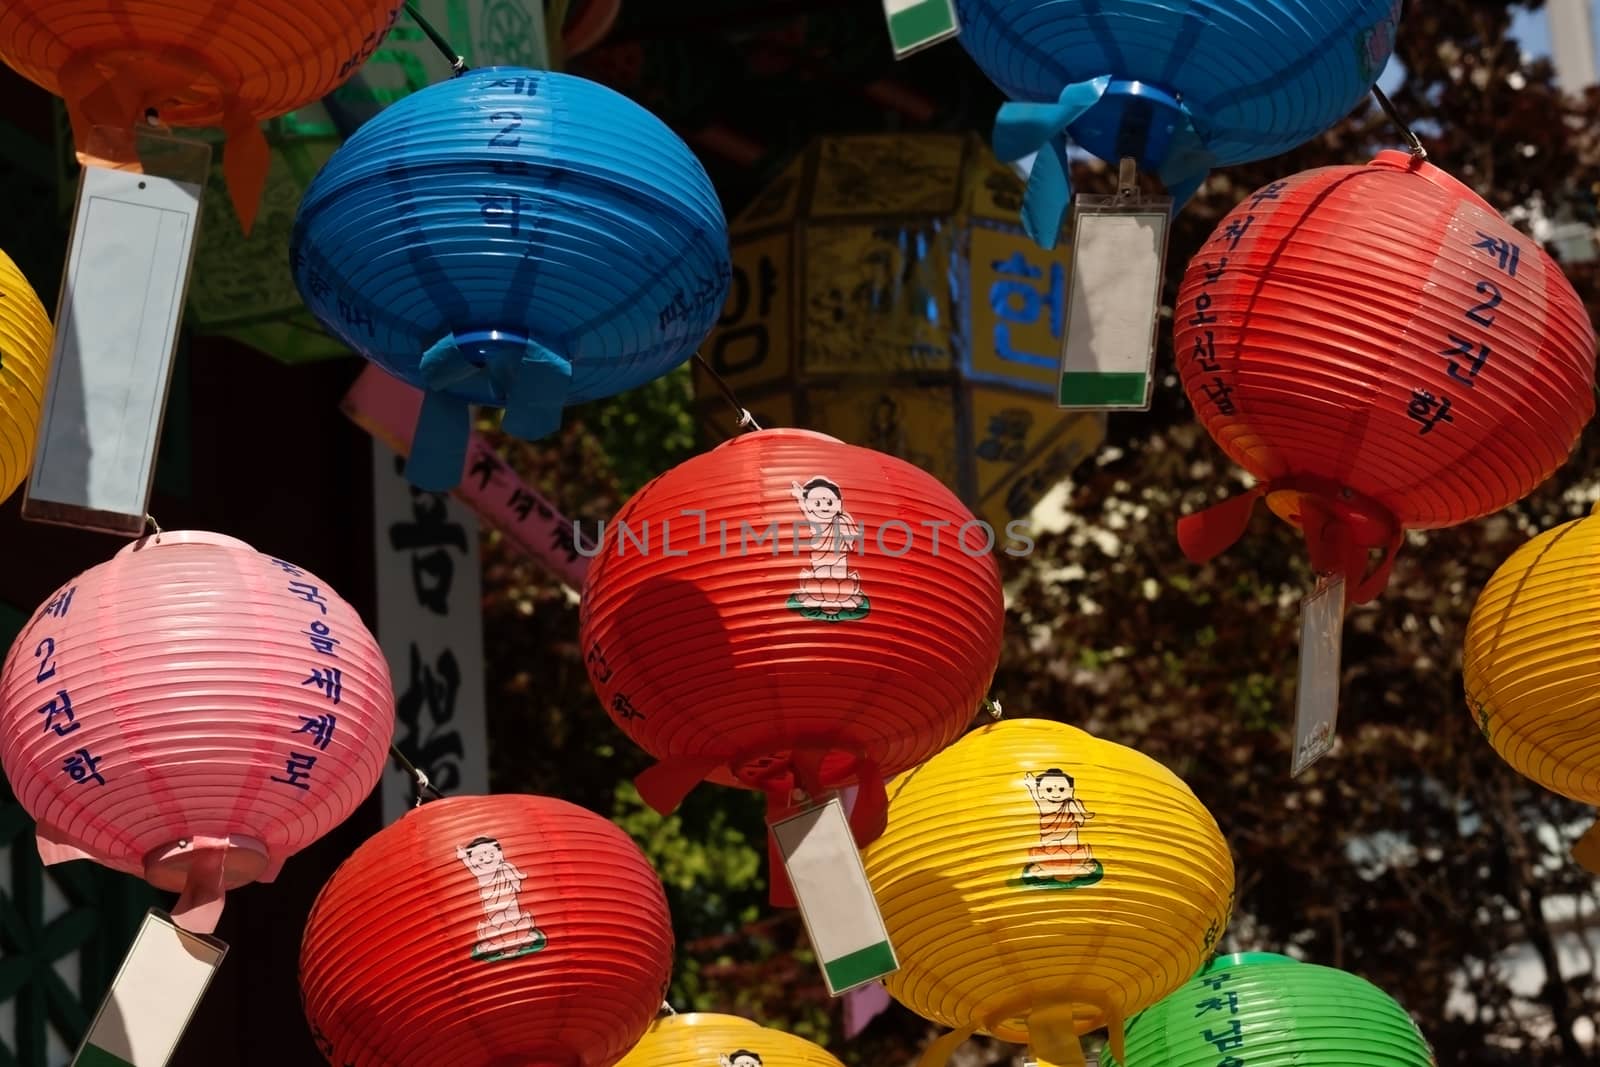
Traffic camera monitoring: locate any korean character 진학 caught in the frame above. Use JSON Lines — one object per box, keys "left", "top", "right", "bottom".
{"left": 304, "top": 620, "right": 341, "bottom": 656}
{"left": 1407, "top": 390, "right": 1455, "bottom": 435}
{"left": 268, "top": 558, "right": 304, "bottom": 577}
{"left": 1471, "top": 231, "right": 1521, "bottom": 277}
{"left": 38, "top": 586, "right": 75, "bottom": 620}
{"left": 1202, "top": 377, "right": 1238, "bottom": 416}
{"left": 990, "top": 251, "right": 1065, "bottom": 370}
{"left": 1194, "top": 990, "right": 1240, "bottom": 1016}
{"left": 296, "top": 713, "right": 338, "bottom": 751}
{"left": 288, "top": 581, "right": 329, "bottom": 614}
{"left": 302, "top": 668, "right": 343, "bottom": 705}
{"left": 1440, "top": 335, "right": 1490, "bottom": 387}
{"left": 1204, "top": 1018, "right": 1245, "bottom": 1054}
{"left": 63, "top": 747, "right": 106, "bottom": 786}
{"left": 271, "top": 752, "right": 317, "bottom": 791}
{"left": 37, "top": 689, "right": 78, "bottom": 737}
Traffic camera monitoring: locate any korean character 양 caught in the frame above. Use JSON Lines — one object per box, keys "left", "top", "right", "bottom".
{"left": 39, "top": 586, "right": 75, "bottom": 620}
{"left": 269, "top": 558, "right": 304, "bottom": 577}
{"left": 1202, "top": 377, "right": 1238, "bottom": 417}
{"left": 989, "top": 251, "right": 1065, "bottom": 370}
{"left": 612, "top": 693, "right": 645, "bottom": 722}
{"left": 289, "top": 581, "right": 329, "bottom": 614}
{"left": 1194, "top": 990, "right": 1240, "bottom": 1016}
{"left": 1472, "top": 231, "right": 1521, "bottom": 277}
{"left": 1440, "top": 334, "right": 1490, "bottom": 387}
{"left": 296, "top": 713, "right": 338, "bottom": 751}
{"left": 271, "top": 752, "right": 317, "bottom": 791}
{"left": 302, "top": 667, "right": 344, "bottom": 705}
{"left": 1204, "top": 1018, "right": 1245, "bottom": 1054}
{"left": 1407, "top": 390, "right": 1455, "bottom": 435}
{"left": 37, "top": 689, "right": 78, "bottom": 737}
{"left": 1191, "top": 330, "right": 1221, "bottom": 373}
{"left": 304, "top": 620, "right": 340, "bottom": 656}
{"left": 63, "top": 747, "right": 106, "bottom": 786}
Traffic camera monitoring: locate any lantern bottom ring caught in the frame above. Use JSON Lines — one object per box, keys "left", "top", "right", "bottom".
{"left": 723, "top": 745, "right": 864, "bottom": 796}
{"left": 1263, "top": 475, "right": 1399, "bottom": 548}
{"left": 143, "top": 833, "right": 270, "bottom": 893}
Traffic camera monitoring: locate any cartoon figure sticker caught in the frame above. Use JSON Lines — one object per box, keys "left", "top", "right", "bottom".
{"left": 1019, "top": 768, "right": 1104, "bottom": 889}
{"left": 457, "top": 835, "right": 548, "bottom": 962}
{"left": 787, "top": 475, "right": 871, "bottom": 622}
{"left": 720, "top": 1052, "right": 763, "bottom": 1067}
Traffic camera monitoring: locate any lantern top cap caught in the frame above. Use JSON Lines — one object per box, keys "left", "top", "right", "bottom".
{"left": 715, "top": 427, "right": 844, "bottom": 449}
{"left": 1367, "top": 150, "right": 1498, "bottom": 217}
{"left": 114, "top": 529, "right": 258, "bottom": 558}
{"left": 1198, "top": 951, "right": 1298, "bottom": 975}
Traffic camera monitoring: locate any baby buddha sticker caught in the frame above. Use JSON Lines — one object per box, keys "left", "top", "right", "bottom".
{"left": 457, "top": 835, "right": 548, "bottom": 962}
{"left": 1019, "top": 768, "right": 1104, "bottom": 889}
{"left": 720, "top": 1052, "right": 762, "bottom": 1067}
{"left": 787, "top": 476, "right": 871, "bottom": 622}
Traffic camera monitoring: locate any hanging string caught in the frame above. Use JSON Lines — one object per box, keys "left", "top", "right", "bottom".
{"left": 389, "top": 744, "right": 446, "bottom": 805}
{"left": 691, "top": 352, "right": 763, "bottom": 433}
{"left": 404, "top": 1, "right": 469, "bottom": 75}
{"left": 1370, "top": 85, "right": 1426, "bottom": 159}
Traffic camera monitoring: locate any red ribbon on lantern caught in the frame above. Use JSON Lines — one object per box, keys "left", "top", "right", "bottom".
{"left": 579, "top": 428, "right": 1005, "bottom": 906}
{"left": 1174, "top": 151, "right": 1595, "bottom": 603}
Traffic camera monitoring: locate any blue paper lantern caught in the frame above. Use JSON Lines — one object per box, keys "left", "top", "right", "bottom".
{"left": 291, "top": 67, "right": 731, "bottom": 490}
{"left": 956, "top": 0, "right": 1402, "bottom": 247}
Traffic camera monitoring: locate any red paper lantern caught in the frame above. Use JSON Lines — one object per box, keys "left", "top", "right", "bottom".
{"left": 1174, "top": 150, "right": 1595, "bottom": 604}
{"left": 578, "top": 428, "right": 1005, "bottom": 904}
{"left": 0, "top": 531, "right": 394, "bottom": 932}
{"left": 300, "top": 794, "right": 674, "bottom": 1067}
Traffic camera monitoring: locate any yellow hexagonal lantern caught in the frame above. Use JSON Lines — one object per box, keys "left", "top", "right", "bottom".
{"left": 861, "top": 717, "right": 1235, "bottom": 1067}
{"left": 615, "top": 1012, "right": 846, "bottom": 1067}
{"left": 692, "top": 133, "right": 1106, "bottom": 537}
{"left": 1465, "top": 503, "right": 1600, "bottom": 872}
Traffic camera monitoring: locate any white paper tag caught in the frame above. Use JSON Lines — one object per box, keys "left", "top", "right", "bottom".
{"left": 71, "top": 910, "right": 227, "bottom": 1067}
{"left": 24, "top": 162, "right": 203, "bottom": 534}
{"left": 1059, "top": 198, "right": 1169, "bottom": 411}
{"left": 1291, "top": 573, "right": 1346, "bottom": 776}
{"left": 883, "top": 0, "right": 960, "bottom": 58}
{"left": 770, "top": 798, "right": 898, "bottom": 995}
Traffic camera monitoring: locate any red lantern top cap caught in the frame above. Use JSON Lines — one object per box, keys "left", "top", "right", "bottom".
{"left": 1368, "top": 149, "right": 1497, "bottom": 215}
{"left": 113, "top": 529, "right": 258, "bottom": 557}
{"left": 714, "top": 427, "right": 843, "bottom": 449}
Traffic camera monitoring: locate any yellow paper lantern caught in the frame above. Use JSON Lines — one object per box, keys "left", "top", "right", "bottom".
{"left": 0, "top": 248, "right": 52, "bottom": 504}
{"left": 692, "top": 133, "right": 1106, "bottom": 538}
{"left": 861, "top": 717, "right": 1235, "bottom": 1067}
{"left": 616, "top": 1012, "right": 845, "bottom": 1067}
{"left": 1465, "top": 504, "right": 1600, "bottom": 869}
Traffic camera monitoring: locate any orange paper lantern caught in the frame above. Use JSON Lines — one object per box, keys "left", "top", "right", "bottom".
{"left": 579, "top": 428, "right": 1005, "bottom": 905}
{"left": 300, "top": 793, "right": 674, "bottom": 1067}
{"left": 0, "top": 0, "right": 405, "bottom": 233}
{"left": 1174, "top": 151, "right": 1595, "bottom": 604}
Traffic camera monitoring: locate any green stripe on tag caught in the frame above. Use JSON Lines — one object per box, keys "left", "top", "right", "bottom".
{"left": 888, "top": 0, "right": 958, "bottom": 54}
{"left": 76, "top": 1044, "right": 137, "bottom": 1067}
{"left": 1059, "top": 372, "right": 1150, "bottom": 408}
{"left": 823, "top": 941, "right": 898, "bottom": 992}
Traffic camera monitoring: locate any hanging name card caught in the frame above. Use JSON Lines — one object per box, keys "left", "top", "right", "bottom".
{"left": 883, "top": 0, "right": 959, "bottom": 58}
{"left": 24, "top": 129, "right": 209, "bottom": 535}
{"left": 1291, "top": 573, "right": 1346, "bottom": 776}
{"left": 71, "top": 910, "right": 227, "bottom": 1067}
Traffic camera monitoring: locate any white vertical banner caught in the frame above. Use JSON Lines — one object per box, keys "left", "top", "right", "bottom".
{"left": 372, "top": 439, "right": 489, "bottom": 823}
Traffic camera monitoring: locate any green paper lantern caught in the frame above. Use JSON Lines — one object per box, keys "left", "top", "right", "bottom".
{"left": 1103, "top": 952, "right": 1436, "bottom": 1067}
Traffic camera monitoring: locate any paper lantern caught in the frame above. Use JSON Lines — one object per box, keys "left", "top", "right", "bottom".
{"left": 954, "top": 0, "right": 1402, "bottom": 245}
{"left": 1102, "top": 952, "right": 1436, "bottom": 1066}
{"left": 578, "top": 427, "right": 1005, "bottom": 905}
{"left": 1175, "top": 151, "right": 1595, "bottom": 606}
{"left": 300, "top": 793, "right": 674, "bottom": 1067}
{"left": 860, "top": 717, "right": 1235, "bottom": 1067}
{"left": 1, "top": 0, "right": 406, "bottom": 234}
{"left": 292, "top": 65, "right": 731, "bottom": 492}
{"left": 0, "top": 531, "right": 394, "bottom": 932}
{"left": 616, "top": 1012, "right": 846, "bottom": 1067}
{"left": 692, "top": 132, "right": 1105, "bottom": 537}
{"left": 0, "top": 247, "right": 51, "bottom": 505}
{"left": 1465, "top": 504, "right": 1600, "bottom": 871}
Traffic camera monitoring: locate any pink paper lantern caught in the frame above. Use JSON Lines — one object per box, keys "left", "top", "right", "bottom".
{"left": 0, "top": 531, "right": 396, "bottom": 932}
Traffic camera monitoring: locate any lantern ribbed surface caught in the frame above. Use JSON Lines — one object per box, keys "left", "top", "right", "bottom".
{"left": 0, "top": 531, "right": 394, "bottom": 932}
{"left": 300, "top": 793, "right": 675, "bottom": 1067}
{"left": 0, "top": 0, "right": 404, "bottom": 232}
{"left": 1465, "top": 507, "right": 1600, "bottom": 808}
{"left": 861, "top": 717, "right": 1235, "bottom": 1067}
{"left": 0, "top": 247, "right": 51, "bottom": 505}
{"left": 953, "top": 0, "right": 1400, "bottom": 244}
{"left": 1174, "top": 151, "right": 1595, "bottom": 605}
{"left": 291, "top": 66, "right": 731, "bottom": 493}
{"left": 615, "top": 1012, "right": 846, "bottom": 1067}
{"left": 1102, "top": 952, "right": 1436, "bottom": 1066}
{"left": 578, "top": 428, "right": 1004, "bottom": 904}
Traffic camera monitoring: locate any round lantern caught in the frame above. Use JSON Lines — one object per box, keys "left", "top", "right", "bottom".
{"left": 615, "top": 1012, "right": 846, "bottom": 1067}
{"left": 954, "top": 0, "right": 1401, "bottom": 246}
{"left": 1465, "top": 503, "right": 1600, "bottom": 870}
{"left": 0, "top": 0, "right": 405, "bottom": 234}
{"left": 1102, "top": 952, "right": 1436, "bottom": 1066}
{"left": 1174, "top": 151, "right": 1596, "bottom": 606}
{"left": 291, "top": 66, "right": 731, "bottom": 493}
{"left": 0, "top": 247, "right": 52, "bottom": 505}
{"left": 300, "top": 793, "right": 674, "bottom": 1067}
{"left": 860, "top": 717, "right": 1235, "bottom": 1067}
{"left": 578, "top": 428, "right": 1005, "bottom": 905}
{"left": 0, "top": 531, "right": 394, "bottom": 932}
